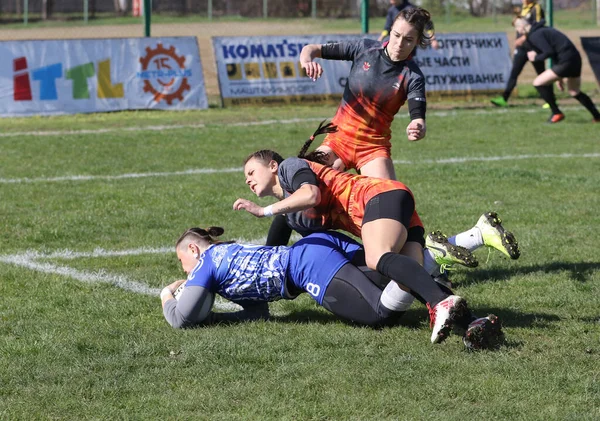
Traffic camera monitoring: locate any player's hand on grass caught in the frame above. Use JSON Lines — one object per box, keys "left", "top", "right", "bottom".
{"left": 233, "top": 198, "right": 266, "bottom": 217}
{"left": 406, "top": 119, "right": 426, "bottom": 141}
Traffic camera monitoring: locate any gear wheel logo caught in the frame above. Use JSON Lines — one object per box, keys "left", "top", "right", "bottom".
{"left": 139, "top": 43, "right": 191, "bottom": 105}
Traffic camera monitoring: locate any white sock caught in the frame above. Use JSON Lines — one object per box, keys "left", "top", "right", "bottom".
{"left": 380, "top": 281, "right": 415, "bottom": 312}
{"left": 423, "top": 248, "right": 441, "bottom": 276}
{"left": 448, "top": 227, "right": 484, "bottom": 252}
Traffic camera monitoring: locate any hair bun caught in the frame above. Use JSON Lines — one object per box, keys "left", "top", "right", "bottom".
{"left": 207, "top": 226, "right": 225, "bottom": 237}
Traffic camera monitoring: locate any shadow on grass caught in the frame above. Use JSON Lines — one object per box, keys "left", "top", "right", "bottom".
{"left": 457, "top": 261, "right": 600, "bottom": 287}
{"left": 212, "top": 305, "right": 561, "bottom": 332}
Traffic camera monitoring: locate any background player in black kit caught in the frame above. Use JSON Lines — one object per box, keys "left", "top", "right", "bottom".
{"left": 514, "top": 17, "right": 600, "bottom": 123}
{"left": 491, "top": 0, "right": 547, "bottom": 108}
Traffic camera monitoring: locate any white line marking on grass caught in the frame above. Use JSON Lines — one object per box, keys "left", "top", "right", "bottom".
{"left": 1, "top": 153, "right": 598, "bottom": 185}
{"left": 1, "top": 107, "right": 585, "bottom": 139}
{"left": 0, "top": 123, "right": 205, "bottom": 138}
{"left": 0, "top": 167, "right": 242, "bottom": 184}
{"left": 0, "top": 236, "right": 299, "bottom": 311}
{"left": 0, "top": 247, "right": 248, "bottom": 312}
{"left": 392, "top": 153, "right": 600, "bottom": 165}
{"left": 0, "top": 253, "right": 161, "bottom": 295}
{"left": 0, "top": 117, "right": 327, "bottom": 138}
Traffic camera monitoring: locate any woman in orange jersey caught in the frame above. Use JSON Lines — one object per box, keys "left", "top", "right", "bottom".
{"left": 265, "top": 7, "right": 433, "bottom": 248}
{"left": 232, "top": 123, "right": 501, "bottom": 346}
{"left": 300, "top": 7, "right": 433, "bottom": 179}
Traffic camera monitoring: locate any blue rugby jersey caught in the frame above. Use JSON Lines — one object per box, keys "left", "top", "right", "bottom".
{"left": 186, "top": 243, "right": 291, "bottom": 302}
{"left": 185, "top": 232, "right": 363, "bottom": 305}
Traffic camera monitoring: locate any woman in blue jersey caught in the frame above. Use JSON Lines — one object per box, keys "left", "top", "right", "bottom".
{"left": 160, "top": 227, "right": 503, "bottom": 350}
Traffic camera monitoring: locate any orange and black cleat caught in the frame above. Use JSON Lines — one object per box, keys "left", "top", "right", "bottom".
{"left": 547, "top": 113, "right": 565, "bottom": 124}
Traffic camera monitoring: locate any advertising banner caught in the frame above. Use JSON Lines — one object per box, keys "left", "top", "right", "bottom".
{"left": 2, "top": 37, "right": 208, "bottom": 117}
{"left": 581, "top": 37, "right": 600, "bottom": 87}
{"left": 212, "top": 32, "right": 511, "bottom": 107}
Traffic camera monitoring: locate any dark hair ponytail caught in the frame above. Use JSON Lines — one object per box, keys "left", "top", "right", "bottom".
{"left": 297, "top": 119, "right": 338, "bottom": 164}
{"left": 176, "top": 226, "right": 232, "bottom": 248}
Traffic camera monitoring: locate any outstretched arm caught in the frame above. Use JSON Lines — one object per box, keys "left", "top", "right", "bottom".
{"left": 233, "top": 184, "right": 321, "bottom": 218}
{"left": 162, "top": 283, "right": 214, "bottom": 328}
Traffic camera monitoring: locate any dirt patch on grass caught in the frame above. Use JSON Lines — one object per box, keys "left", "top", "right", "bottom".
{"left": 1, "top": 22, "right": 598, "bottom": 99}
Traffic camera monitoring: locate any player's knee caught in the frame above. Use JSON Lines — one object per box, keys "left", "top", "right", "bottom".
{"left": 568, "top": 89, "right": 580, "bottom": 97}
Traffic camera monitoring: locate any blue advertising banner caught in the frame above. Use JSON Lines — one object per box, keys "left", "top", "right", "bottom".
{"left": 212, "top": 33, "right": 511, "bottom": 107}
{"left": 2, "top": 37, "right": 208, "bottom": 117}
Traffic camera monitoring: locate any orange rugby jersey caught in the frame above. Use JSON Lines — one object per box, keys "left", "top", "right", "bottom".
{"left": 321, "top": 38, "right": 426, "bottom": 148}
{"left": 278, "top": 158, "right": 422, "bottom": 238}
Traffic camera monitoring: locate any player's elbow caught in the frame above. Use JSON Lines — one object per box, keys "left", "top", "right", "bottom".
{"left": 305, "top": 187, "right": 321, "bottom": 207}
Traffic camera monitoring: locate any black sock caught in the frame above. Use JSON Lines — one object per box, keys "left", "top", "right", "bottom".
{"left": 535, "top": 85, "right": 561, "bottom": 114}
{"left": 376, "top": 252, "right": 447, "bottom": 307}
{"left": 503, "top": 78, "right": 517, "bottom": 101}
{"left": 574, "top": 92, "right": 600, "bottom": 119}
{"left": 265, "top": 214, "right": 292, "bottom": 246}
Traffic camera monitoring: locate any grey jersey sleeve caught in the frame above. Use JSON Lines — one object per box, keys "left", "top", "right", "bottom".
{"left": 163, "top": 285, "right": 213, "bottom": 329}
{"left": 163, "top": 288, "right": 271, "bottom": 328}
{"left": 321, "top": 39, "right": 377, "bottom": 61}
{"left": 406, "top": 61, "right": 426, "bottom": 101}
{"left": 278, "top": 157, "right": 317, "bottom": 193}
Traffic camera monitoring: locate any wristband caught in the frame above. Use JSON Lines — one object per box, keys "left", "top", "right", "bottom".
{"left": 160, "top": 287, "right": 173, "bottom": 300}
{"left": 263, "top": 205, "right": 274, "bottom": 217}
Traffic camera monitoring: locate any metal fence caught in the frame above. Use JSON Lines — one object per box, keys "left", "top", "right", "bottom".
{"left": 0, "top": 0, "right": 595, "bottom": 21}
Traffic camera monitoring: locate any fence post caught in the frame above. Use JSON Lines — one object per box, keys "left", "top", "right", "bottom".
{"left": 361, "top": 0, "right": 369, "bottom": 34}
{"left": 312, "top": 0, "right": 316, "bottom": 19}
{"left": 144, "top": 0, "right": 151, "bottom": 36}
{"left": 23, "top": 0, "right": 28, "bottom": 25}
{"left": 263, "top": 0, "right": 267, "bottom": 18}
{"left": 84, "top": 0, "right": 88, "bottom": 23}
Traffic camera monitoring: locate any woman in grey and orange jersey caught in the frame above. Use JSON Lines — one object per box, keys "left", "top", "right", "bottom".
{"left": 264, "top": 7, "right": 433, "bottom": 248}
{"left": 299, "top": 7, "right": 433, "bottom": 180}
{"left": 231, "top": 125, "right": 504, "bottom": 346}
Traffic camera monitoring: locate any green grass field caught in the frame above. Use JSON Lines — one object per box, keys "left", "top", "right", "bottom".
{"left": 1, "top": 103, "right": 599, "bottom": 420}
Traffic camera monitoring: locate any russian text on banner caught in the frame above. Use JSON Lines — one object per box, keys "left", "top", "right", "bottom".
{"left": 3, "top": 37, "right": 208, "bottom": 117}
{"left": 212, "top": 33, "right": 511, "bottom": 107}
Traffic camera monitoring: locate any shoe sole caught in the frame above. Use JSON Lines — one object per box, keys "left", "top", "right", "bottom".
{"left": 432, "top": 298, "right": 470, "bottom": 344}
{"left": 463, "top": 314, "right": 505, "bottom": 350}
{"left": 427, "top": 231, "right": 479, "bottom": 268}
{"left": 482, "top": 212, "right": 521, "bottom": 260}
